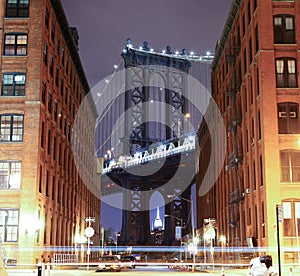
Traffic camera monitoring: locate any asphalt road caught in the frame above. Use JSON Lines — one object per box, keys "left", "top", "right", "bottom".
{"left": 7, "top": 266, "right": 248, "bottom": 276}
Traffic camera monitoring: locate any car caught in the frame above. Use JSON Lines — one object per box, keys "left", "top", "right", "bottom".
{"left": 120, "top": 255, "right": 136, "bottom": 269}
{"left": 96, "top": 255, "right": 121, "bottom": 272}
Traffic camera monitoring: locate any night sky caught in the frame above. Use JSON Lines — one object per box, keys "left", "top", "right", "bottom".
{"left": 60, "top": 0, "right": 233, "bottom": 231}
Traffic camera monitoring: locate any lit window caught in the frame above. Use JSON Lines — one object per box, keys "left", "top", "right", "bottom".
{"left": 276, "top": 58, "right": 297, "bottom": 88}
{"left": 0, "top": 161, "right": 21, "bottom": 189}
{"left": 274, "top": 15, "right": 295, "bottom": 44}
{"left": 6, "top": 0, "right": 29, "bottom": 17}
{"left": 1, "top": 73, "right": 26, "bottom": 96}
{"left": 0, "top": 209, "right": 19, "bottom": 242}
{"left": 0, "top": 114, "right": 24, "bottom": 142}
{"left": 4, "top": 33, "right": 28, "bottom": 56}
{"left": 280, "top": 150, "right": 300, "bottom": 182}
{"left": 283, "top": 201, "right": 300, "bottom": 237}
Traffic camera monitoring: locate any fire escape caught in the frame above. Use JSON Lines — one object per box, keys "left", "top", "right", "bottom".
{"left": 225, "top": 41, "right": 244, "bottom": 247}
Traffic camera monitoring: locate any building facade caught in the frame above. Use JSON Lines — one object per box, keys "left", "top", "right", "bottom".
{"left": 0, "top": 0, "right": 100, "bottom": 265}
{"left": 197, "top": 0, "right": 300, "bottom": 264}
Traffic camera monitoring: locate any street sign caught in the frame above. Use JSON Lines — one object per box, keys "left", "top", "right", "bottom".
{"left": 277, "top": 205, "right": 283, "bottom": 223}
{"left": 85, "top": 226, "right": 95, "bottom": 238}
{"left": 175, "top": 226, "right": 181, "bottom": 240}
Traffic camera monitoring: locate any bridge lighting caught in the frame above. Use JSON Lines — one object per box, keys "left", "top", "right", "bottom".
{"left": 105, "top": 79, "right": 109, "bottom": 83}
{"left": 185, "top": 113, "right": 191, "bottom": 118}
{"left": 113, "top": 64, "right": 118, "bottom": 69}
{"left": 150, "top": 48, "right": 154, "bottom": 52}
{"left": 139, "top": 46, "right": 143, "bottom": 50}
{"left": 175, "top": 51, "right": 179, "bottom": 55}
{"left": 122, "top": 49, "right": 126, "bottom": 53}
{"left": 162, "top": 49, "right": 166, "bottom": 54}
{"left": 206, "top": 51, "right": 211, "bottom": 56}
{"left": 190, "top": 51, "right": 194, "bottom": 56}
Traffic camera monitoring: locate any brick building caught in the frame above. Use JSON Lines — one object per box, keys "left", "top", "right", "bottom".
{"left": 196, "top": 0, "right": 300, "bottom": 264}
{"left": 0, "top": 0, "right": 100, "bottom": 265}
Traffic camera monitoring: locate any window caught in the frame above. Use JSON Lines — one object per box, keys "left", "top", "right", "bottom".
{"left": 0, "top": 161, "right": 21, "bottom": 189}
{"left": 0, "top": 114, "right": 24, "bottom": 142}
{"left": 276, "top": 58, "right": 297, "bottom": 88}
{"left": 0, "top": 209, "right": 19, "bottom": 242}
{"left": 278, "top": 102, "right": 299, "bottom": 134}
{"left": 249, "top": 37, "right": 253, "bottom": 65}
{"left": 6, "top": 0, "right": 29, "bottom": 17}
{"left": 45, "top": 6, "right": 49, "bottom": 28}
{"left": 274, "top": 15, "right": 295, "bottom": 44}
{"left": 283, "top": 201, "right": 300, "bottom": 237}
{"left": 255, "top": 25, "right": 259, "bottom": 53}
{"left": 1, "top": 73, "right": 26, "bottom": 96}
{"left": 51, "top": 21, "right": 55, "bottom": 42}
{"left": 41, "top": 81, "right": 46, "bottom": 104}
{"left": 4, "top": 33, "right": 27, "bottom": 56}
{"left": 280, "top": 150, "right": 300, "bottom": 182}
{"left": 49, "top": 54, "right": 53, "bottom": 76}
{"left": 43, "top": 42, "right": 48, "bottom": 65}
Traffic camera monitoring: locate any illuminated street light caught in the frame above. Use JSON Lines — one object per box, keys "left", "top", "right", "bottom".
{"left": 165, "top": 214, "right": 183, "bottom": 261}
{"left": 167, "top": 194, "right": 196, "bottom": 272}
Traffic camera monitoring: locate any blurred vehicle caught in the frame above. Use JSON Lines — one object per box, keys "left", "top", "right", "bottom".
{"left": 120, "top": 255, "right": 136, "bottom": 269}
{"left": 96, "top": 255, "right": 121, "bottom": 272}
{"left": 247, "top": 255, "right": 278, "bottom": 276}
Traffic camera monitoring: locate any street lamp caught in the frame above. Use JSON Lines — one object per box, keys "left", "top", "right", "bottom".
{"left": 165, "top": 214, "right": 183, "bottom": 261}
{"left": 84, "top": 217, "right": 95, "bottom": 271}
{"left": 220, "top": 235, "right": 226, "bottom": 266}
{"left": 167, "top": 195, "right": 196, "bottom": 272}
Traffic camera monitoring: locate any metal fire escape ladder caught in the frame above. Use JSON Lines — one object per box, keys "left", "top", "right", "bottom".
{"left": 225, "top": 43, "right": 243, "bottom": 244}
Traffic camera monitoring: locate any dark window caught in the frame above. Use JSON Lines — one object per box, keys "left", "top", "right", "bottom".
{"left": 274, "top": 15, "right": 295, "bottom": 44}
{"left": 54, "top": 101, "right": 57, "bottom": 121}
{"left": 42, "top": 81, "right": 46, "bottom": 104}
{"left": 242, "top": 13, "right": 246, "bottom": 36}
{"left": 55, "top": 67, "right": 59, "bottom": 86}
{"left": 276, "top": 58, "right": 297, "bottom": 88}
{"left": 259, "top": 155, "right": 263, "bottom": 186}
{"left": 2, "top": 73, "right": 26, "bottom": 96}
{"left": 243, "top": 48, "right": 247, "bottom": 74}
{"left": 256, "top": 67, "right": 260, "bottom": 95}
{"left": 39, "top": 165, "right": 42, "bottom": 193}
{"left": 280, "top": 150, "right": 300, "bottom": 182}
{"left": 51, "top": 21, "right": 55, "bottom": 42}
{"left": 258, "top": 110, "right": 261, "bottom": 139}
{"left": 66, "top": 58, "right": 69, "bottom": 75}
{"left": 253, "top": 160, "right": 256, "bottom": 190}
{"left": 49, "top": 54, "right": 53, "bottom": 76}
{"left": 255, "top": 25, "right": 259, "bottom": 53}
{"left": 6, "top": 0, "right": 29, "bottom": 17}
{"left": 48, "top": 91, "right": 52, "bottom": 113}
{"left": 45, "top": 6, "right": 49, "bottom": 28}
{"left": 4, "top": 33, "right": 27, "bottom": 56}
{"left": 41, "top": 121, "right": 45, "bottom": 148}
{"left": 47, "top": 130, "right": 51, "bottom": 155}
{"left": 43, "top": 42, "right": 48, "bottom": 65}
{"left": 0, "top": 161, "right": 21, "bottom": 189}
{"left": 0, "top": 209, "right": 19, "bottom": 242}
{"left": 253, "top": 0, "right": 257, "bottom": 11}
{"left": 262, "top": 202, "right": 265, "bottom": 238}
{"left": 278, "top": 102, "right": 299, "bottom": 134}
{"left": 61, "top": 47, "right": 65, "bottom": 64}
{"left": 0, "top": 114, "right": 24, "bottom": 142}
{"left": 249, "top": 37, "right": 253, "bottom": 65}
{"left": 56, "top": 36, "right": 60, "bottom": 55}
{"left": 247, "top": 0, "right": 251, "bottom": 25}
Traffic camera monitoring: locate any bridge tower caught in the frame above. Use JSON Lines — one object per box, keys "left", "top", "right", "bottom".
{"left": 104, "top": 39, "right": 198, "bottom": 245}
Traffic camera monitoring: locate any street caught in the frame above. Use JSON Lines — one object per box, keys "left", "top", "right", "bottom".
{"left": 6, "top": 265, "right": 248, "bottom": 276}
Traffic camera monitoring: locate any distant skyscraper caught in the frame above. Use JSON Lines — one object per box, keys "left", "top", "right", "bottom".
{"left": 153, "top": 207, "right": 163, "bottom": 230}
